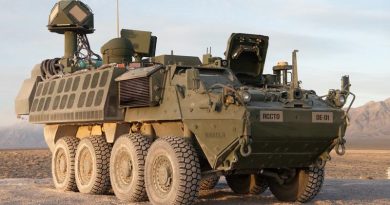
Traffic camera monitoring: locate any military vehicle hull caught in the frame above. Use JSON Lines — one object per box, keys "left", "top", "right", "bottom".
{"left": 15, "top": 1, "right": 354, "bottom": 204}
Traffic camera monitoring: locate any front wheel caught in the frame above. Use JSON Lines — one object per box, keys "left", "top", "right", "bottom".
{"left": 268, "top": 166, "right": 324, "bottom": 203}
{"left": 200, "top": 174, "right": 220, "bottom": 190}
{"left": 145, "top": 137, "right": 201, "bottom": 205}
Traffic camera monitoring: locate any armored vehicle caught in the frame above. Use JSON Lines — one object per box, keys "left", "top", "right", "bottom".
{"left": 15, "top": 1, "right": 355, "bottom": 204}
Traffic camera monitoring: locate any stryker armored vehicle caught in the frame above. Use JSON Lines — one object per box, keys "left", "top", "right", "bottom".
{"left": 15, "top": 1, "right": 355, "bottom": 204}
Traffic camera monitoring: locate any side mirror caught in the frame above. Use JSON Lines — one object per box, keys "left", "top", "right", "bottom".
{"left": 186, "top": 68, "right": 200, "bottom": 90}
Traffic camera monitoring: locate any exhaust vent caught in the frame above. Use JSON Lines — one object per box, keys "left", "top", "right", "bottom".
{"left": 117, "top": 65, "right": 164, "bottom": 108}
{"left": 119, "top": 77, "right": 150, "bottom": 107}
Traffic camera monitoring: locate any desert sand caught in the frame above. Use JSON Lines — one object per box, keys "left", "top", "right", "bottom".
{"left": 1, "top": 149, "right": 390, "bottom": 204}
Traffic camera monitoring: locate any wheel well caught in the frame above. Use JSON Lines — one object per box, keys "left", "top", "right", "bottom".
{"left": 137, "top": 121, "right": 212, "bottom": 172}
{"left": 45, "top": 123, "right": 131, "bottom": 152}
{"left": 44, "top": 125, "right": 78, "bottom": 152}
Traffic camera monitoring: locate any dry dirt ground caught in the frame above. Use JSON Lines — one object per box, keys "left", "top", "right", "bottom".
{"left": 1, "top": 149, "right": 390, "bottom": 204}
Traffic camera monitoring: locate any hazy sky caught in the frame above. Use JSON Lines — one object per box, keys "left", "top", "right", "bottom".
{"left": 0, "top": 0, "right": 389, "bottom": 126}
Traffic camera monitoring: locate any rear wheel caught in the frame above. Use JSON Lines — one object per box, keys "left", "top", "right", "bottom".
{"left": 52, "top": 136, "right": 79, "bottom": 191}
{"left": 110, "top": 133, "right": 151, "bottom": 202}
{"left": 145, "top": 137, "right": 201, "bottom": 205}
{"left": 226, "top": 174, "right": 268, "bottom": 195}
{"left": 75, "top": 136, "right": 111, "bottom": 194}
{"left": 200, "top": 174, "right": 220, "bottom": 190}
{"left": 268, "top": 166, "right": 324, "bottom": 203}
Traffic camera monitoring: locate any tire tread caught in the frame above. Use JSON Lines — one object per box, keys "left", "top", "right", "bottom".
{"left": 297, "top": 167, "right": 324, "bottom": 203}
{"left": 112, "top": 133, "right": 151, "bottom": 201}
{"left": 156, "top": 137, "right": 201, "bottom": 205}
{"left": 76, "top": 136, "right": 112, "bottom": 194}
{"left": 199, "top": 174, "right": 220, "bottom": 190}
{"left": 53, "top": 136, "right": 79, "bottom": 191}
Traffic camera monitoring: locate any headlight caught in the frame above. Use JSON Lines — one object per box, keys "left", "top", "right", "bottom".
{"left": 241, "top": 91, "right": 251, "bottom": 103}
{"left": 339, "top": 95, "right": 346, "bottom": 105}
{"left": 327, "top": 89, "right": 347, "bottom": 108}
{"left": 335, "top": 92, "right": 346, "bottom": 107}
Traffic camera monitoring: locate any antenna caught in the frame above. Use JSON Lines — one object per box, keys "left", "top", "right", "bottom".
{"left": 116, "top": 0, "right": 120, "bottom": 38}
{"left": 292, "top": 50, "right": 299, "bottom": 89}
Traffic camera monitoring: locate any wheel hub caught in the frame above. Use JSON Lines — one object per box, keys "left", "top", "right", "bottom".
{"left": 78, "top": 147, "right": 93, "bottom": 185}
{"left": 121, "top": 160, "right": 132, "bottom": 178}
{"left": 153, "top": 155, "right": 173, "bottom": 194}
{"left": 55, "top": 148, "right": 67, "bottom": 183}
{"left": 115, "top": 149, "right": 133, "bottom": 185}
{"left": 157, "top": 166, "right": 170, "bottom": 185}
{"left": 59, "top": 154, "right": 66, "bottom": 173}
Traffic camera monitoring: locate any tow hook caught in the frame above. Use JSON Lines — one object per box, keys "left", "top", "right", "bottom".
{"left": 335, "top": 127, "right": 346, "bottom": 156}
{"left": 335, "top": 138, "right": 346, "bottom": 156}
{"left": 239, "top": 135, "right": 252, "bottom": 157}
{"left": 239, "top": 111, "right": 252, "bottom": 158}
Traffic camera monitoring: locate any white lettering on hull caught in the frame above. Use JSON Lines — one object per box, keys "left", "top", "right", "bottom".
{"left": 260, "top": 111, "right": 283, "bottom": 122}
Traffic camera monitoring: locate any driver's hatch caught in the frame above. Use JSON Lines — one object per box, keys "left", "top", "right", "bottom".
{"left": 225, "top": 33, "right": 269, "bottom": 85}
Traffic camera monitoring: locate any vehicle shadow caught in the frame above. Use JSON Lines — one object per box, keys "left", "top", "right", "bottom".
{"left": 197, "top": 179, "right": 390, "bottom": 205}
{"left": 197, "top": 182, "right": 284, "bottom": 205}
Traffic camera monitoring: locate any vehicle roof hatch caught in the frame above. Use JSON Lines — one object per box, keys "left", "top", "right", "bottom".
{"left": 225, "top": 33, "right": 269, "bottom": 84}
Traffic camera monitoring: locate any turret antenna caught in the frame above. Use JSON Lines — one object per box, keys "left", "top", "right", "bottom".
{"left": 116, "top": 0, "right": 120, "bottom": 38}
{"left": 292, "top": 50, "right": 299, "bottom": 89}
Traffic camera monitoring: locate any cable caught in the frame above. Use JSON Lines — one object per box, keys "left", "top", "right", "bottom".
{"left": 75, "top": 33, "right": 102, "bottom": 66}
{"left": 40, "top": 58, "right": 64, "bottom": 80}
{"left": 40, "top": 33, "right": 101, "bottom": 80}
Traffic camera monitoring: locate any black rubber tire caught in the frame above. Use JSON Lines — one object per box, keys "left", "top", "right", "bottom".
{"left": 110, "top": 133, "right": 151, "bottom": 202}
{"left": 250, "top": 175, "right": 268, "bottom": 194}
{"left": 145, "top": 137, "right": 201, "bottom": 205}
{"left": 75, "top": 136, "right": 112, "bottom": 194}
{"left": 226, "top": 174, "right": 268, "bottom": 195}
{"left": 52, "top": 136, "right": 79, "bottom": 192}
{"left": 268, "top": 166, "right": 324, "bottom": 203}
{"left": 200, "top": 174, "right": 220, "bottom": 190}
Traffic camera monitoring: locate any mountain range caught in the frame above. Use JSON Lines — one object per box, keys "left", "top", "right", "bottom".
{"left": 0, "top": 98, "right": 389, "bottom": 149}
{"left": 346, "top": 98, "right": 390, "bottom": 139}
{"left": 344, "top": 98, "right": 390, "bottom": 149}
{"left": 0, "top": 122, "right": 45, "bottom": 149}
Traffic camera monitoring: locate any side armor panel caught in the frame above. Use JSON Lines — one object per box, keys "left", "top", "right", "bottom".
{"left": 29, "top": 67, "right": 125, "bottom": 124}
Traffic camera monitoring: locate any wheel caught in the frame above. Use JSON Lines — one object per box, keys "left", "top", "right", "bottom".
{"left": 250, "top": 175, "right": 268, "bottom": 194}
{"left": 75, "top": 136, "right": 112, "bottom": 194}
{"left": 145, "top": 137, "right": 201, "bottom": 205}
{"left": 110, "top": 133, "right": 151, "bottom": 202}
{"left": 226, "top": 174, "right": 268, "bottom": 195}
{"left": 268, "top": 166, "right": 324, "bottom": 203}
{"left": 52, "top": 136, "right": 79, "bottom": 191}
{"left": 199, "top": 174, "right": 220, "bottom": 190}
